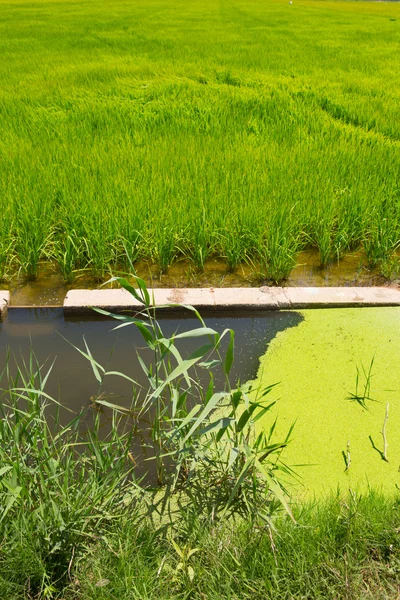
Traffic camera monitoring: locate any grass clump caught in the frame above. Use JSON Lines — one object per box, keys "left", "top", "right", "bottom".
{"left": 69, "top": 491, "right": 400, "bottom": 600}
{"left": 3, "top": 488, "right": 400, "bottom": 599}
{"left": 0, "top": 356, "right": 137, "bottom": 598}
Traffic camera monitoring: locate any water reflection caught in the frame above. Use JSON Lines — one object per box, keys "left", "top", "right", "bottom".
{"left": 0, "top": 308, "right": 301, "bottom": 409}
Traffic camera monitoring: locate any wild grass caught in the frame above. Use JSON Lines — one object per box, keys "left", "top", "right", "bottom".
{"left": 1, "top": 280, "right": 400, "bottom": 597}
{"left": 0, "top": 353, "right": 136, "bottom": 597}
{"left": 3, "top": 479, "right": 400, "bottom": 599}
{"left": 64, "top": 491, "right": 400, "bottom": 600}
{"left": 0, "top": 0, "right": 400, "bottom": 282}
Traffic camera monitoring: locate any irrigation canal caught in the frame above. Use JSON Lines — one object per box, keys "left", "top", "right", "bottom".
{"left": 0, "top": 308, "right": 303, "bottom": 414}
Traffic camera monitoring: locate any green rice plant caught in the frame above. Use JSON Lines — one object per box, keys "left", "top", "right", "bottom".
{"left": 219, "top": 227, "right": 245, "bottom": 271}
{"left": 53, "top": 232, "right": 84, "bottom": 283}
{"left": 150, "top": 218, "right": 181, "bottom": 275}
{"left": 331, "top": 188, "right": 363, "bottom": 258}
{"left": 0, "top": 238, "right": 14, "bottom": 282}
{"left": 302, "top": 191, "right": 342, "bottom": 267}
{"left": 117, "top": 219, "right": 142, "bottom": 273}
{"left": 378, "top": 254, "right": 400, "bottom": 281}
{"left": 113, "top": 199, "right": 144, "bottom": 272}
{"left": 218, "top": 217, "right": 255, "bottom": 272}
{"left": 118, "top": 232, "right": 142, "bottom": 273}
{"left": 80, "top": 218, "right": 118, "bottom": 282}
{"left": 1, "top": 0, "right": 400, "bottom": 281}
{"left": 311, "top": 205, "right": 336, "bottom": 267}
{"left": 186, "top": 228, "right": 211, "bottom": 272}
{"left": 82, "top": 236, "right": 115, "bottom": 281}
{"left": 183, "top": 212, "right": 213, "bottom": 271}
{"left": 14, "top": 197, "right": 53, "bottom": 280}
{"left": 0, "top": 207, "right": 15, "bottom": 281}
{"left": 216, "top": 70, "right": 241, "bottom": 88}
{"left": 255, "top": 208, "right": 301, "bottom": 283}
{"left": 363, "top": 209, "right": 400, "bottom": 269}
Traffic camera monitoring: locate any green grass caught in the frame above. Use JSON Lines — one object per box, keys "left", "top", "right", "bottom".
{"left": 0, "top": 0, "right": 400, "bottom": 282}
{"left": 69, "top": 491, "right": 400, "bottom": 600}
{"left": 4, "top": 490, "right": 400, "bottom": 599}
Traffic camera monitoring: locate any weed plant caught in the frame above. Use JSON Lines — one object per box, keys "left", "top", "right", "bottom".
{"left": 0, "top": 276, "right": 293, "bottom": 596}
{"left": 0, "top": 0, "right": 400, "bottom": 281}
{"left": 0, "top": 353, "right": 136, "bottom": 597}
{"left": 78, "top": 275, "right": 294, "bottom": 524}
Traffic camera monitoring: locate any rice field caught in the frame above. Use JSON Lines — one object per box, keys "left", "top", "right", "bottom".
{"left": 1, "top": 0, "right": 400, "bottom": 283}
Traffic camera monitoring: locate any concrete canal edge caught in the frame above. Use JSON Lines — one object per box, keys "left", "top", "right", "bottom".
{"left": 0, "top": 291, "right": 10, "bottom": 321}
{"left": 62, "top": 287, "right": 400, "bottom": 315}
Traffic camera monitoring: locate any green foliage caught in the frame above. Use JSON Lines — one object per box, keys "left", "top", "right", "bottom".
{"left": 0, "top": 0, "right": 400, "bottom": 281}
{"left": 83, "top": 275, "right": 293, "bottom": 527}
{"left": 0, "top": 353, "right": 138, "bottom": 596}
{"left": 67, "top": 491, "right": 400, "bottom": 600}
{"left": 347, "top": 357, "right": 377, "bottom": 411}
{"left": 0, "top": 275, "right": 293, "bottom": 596}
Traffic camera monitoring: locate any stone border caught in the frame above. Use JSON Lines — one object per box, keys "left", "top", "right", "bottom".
{"left": 0, "top": 291, "right": 10, "bottom": 321}
{"left": 62, "top": 287, "right": 400, "bottom": 315}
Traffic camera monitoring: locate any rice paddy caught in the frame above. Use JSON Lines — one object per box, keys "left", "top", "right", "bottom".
{"left": 1, "top": 0, "right": 400, "bottom": 284}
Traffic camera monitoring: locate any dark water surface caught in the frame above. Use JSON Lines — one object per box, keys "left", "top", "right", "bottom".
{"left": 0, "top": 308, "right": 303, "bottom": 481}
{"left": 0, "top": 309, "right": 303, "bottom": 413}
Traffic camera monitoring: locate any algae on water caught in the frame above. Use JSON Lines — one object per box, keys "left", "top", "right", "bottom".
{"left": 254, "top": 307, "right": 400, "bottom": 496}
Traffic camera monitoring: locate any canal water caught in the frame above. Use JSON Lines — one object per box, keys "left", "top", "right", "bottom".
{"left": 0, "top": 308, "right": 303, "bottom": 415}
{"left": 0, "top": 308, "right": 303, "bottom": 481}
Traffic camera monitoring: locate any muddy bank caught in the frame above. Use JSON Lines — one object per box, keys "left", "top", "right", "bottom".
{"left": 8, "top": 250, "right": 388, "bottom": 307}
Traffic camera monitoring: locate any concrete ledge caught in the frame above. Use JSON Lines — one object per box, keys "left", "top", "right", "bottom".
{"left": 64, "top": 289, "right": 143, "bottom": 315}
{"left": 283, "top": 287, "right": 400, "bottom": 308}
{"left": 163, "top": 287, "right": 287, "bottom": 310}
{"left": 0, "top": 291, "right": 9, "bottom": 321}
{"left": 63, "top": 287, "right": 283, "bottom": 315}
{"left": 63, "top": 287, "right": 400, "bottom": 315}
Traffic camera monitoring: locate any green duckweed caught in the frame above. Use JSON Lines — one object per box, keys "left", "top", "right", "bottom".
{"left": 254, "top": 307, "right": 400, "bottom": 496}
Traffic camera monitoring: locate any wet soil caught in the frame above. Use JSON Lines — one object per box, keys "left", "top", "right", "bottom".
{"left": 7, "top": 250, "right": 390, "bottom": 307}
